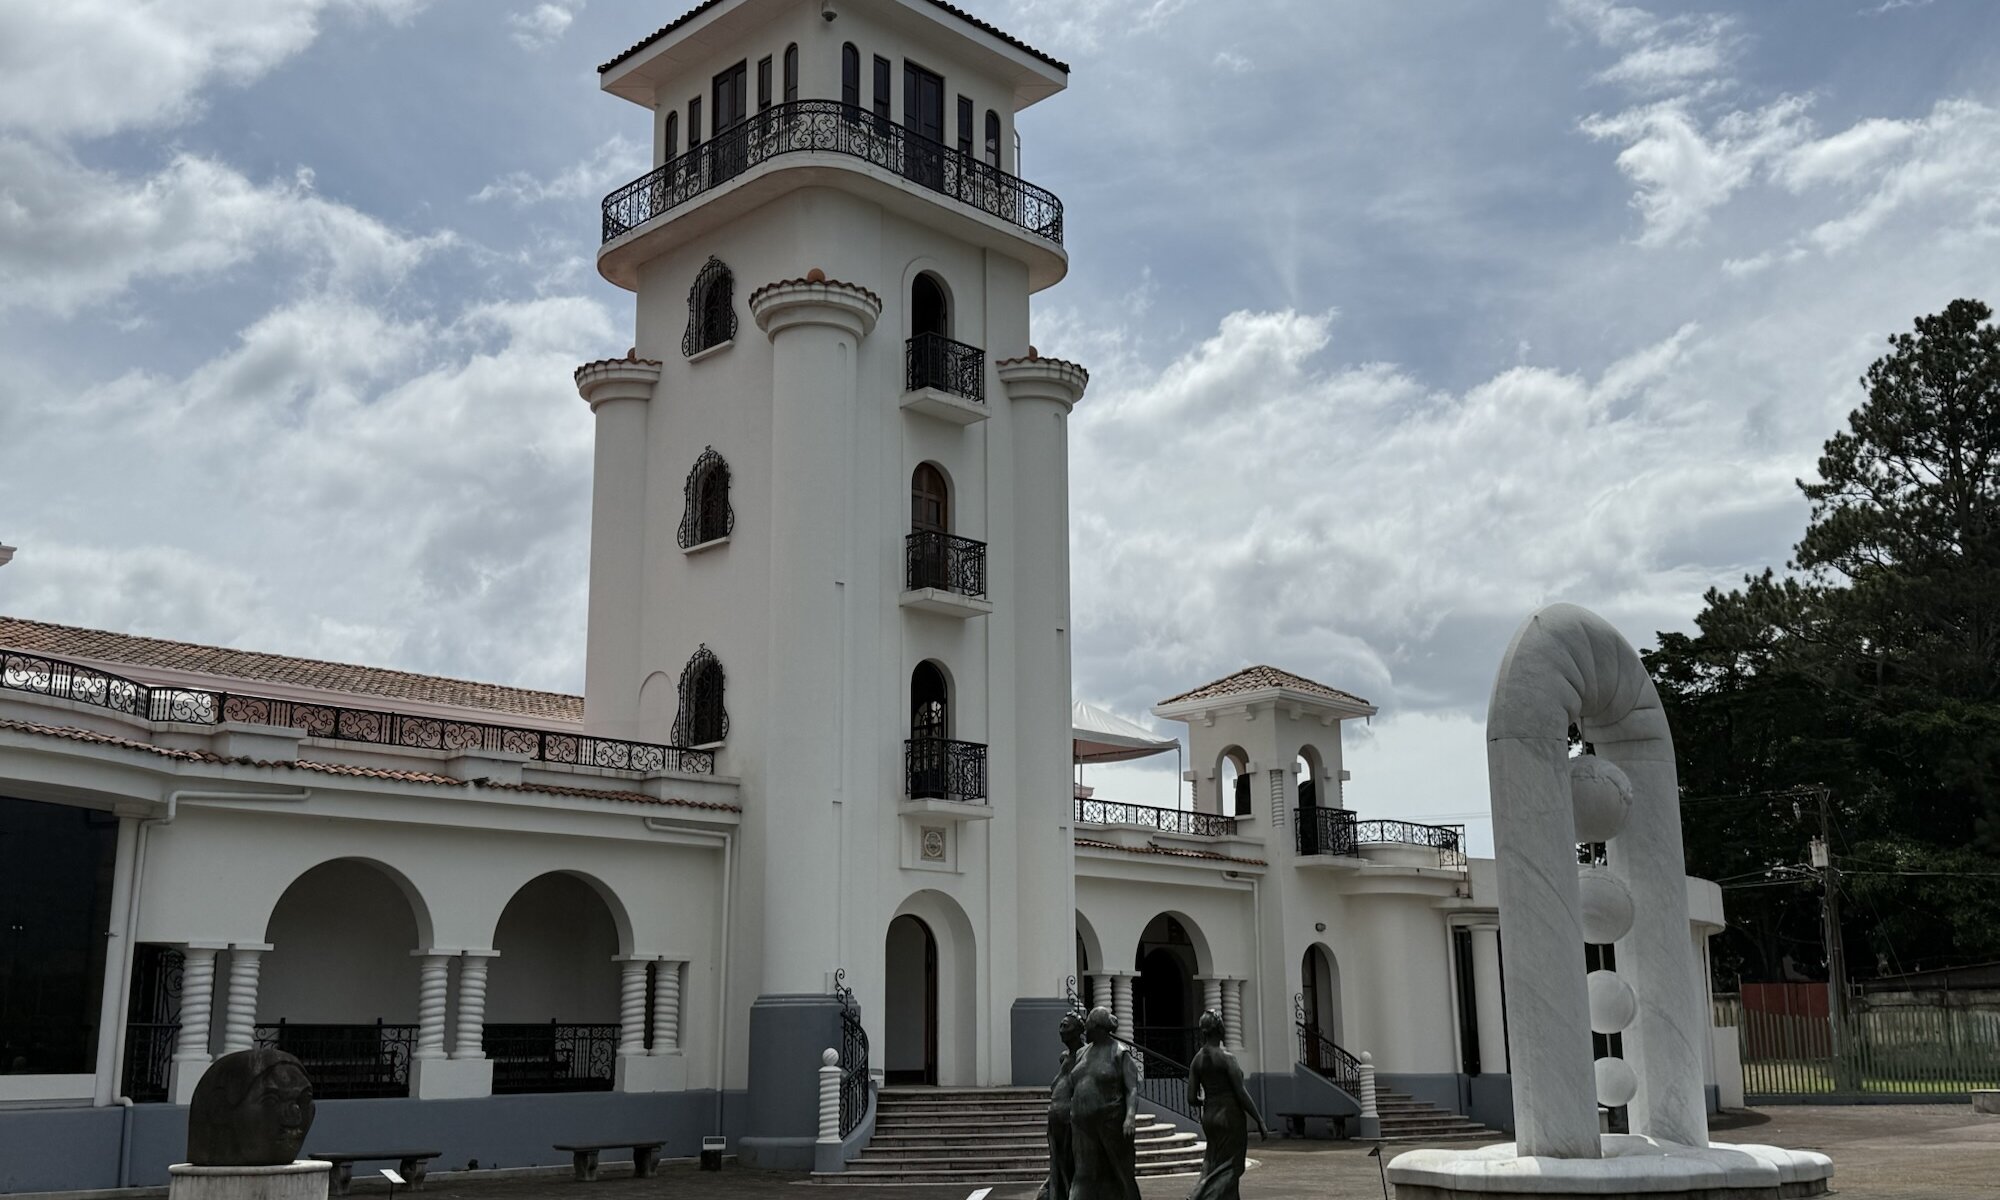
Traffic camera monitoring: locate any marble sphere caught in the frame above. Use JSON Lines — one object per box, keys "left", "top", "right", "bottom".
{"left": 1594, "top": 1056, "right": 1639, "bottom": 1108}
{"left": 1587, "top": 970, "right": 1638, "bottom": 1035}
{"left": 186, "top": 1048, "right": 316, "bottom": 1166}
{"left": 1577, "top": 865, "right": 1636, "bottom": 945}
{"left": 1569, "top": 755, "right": 1633, "bottom": 844}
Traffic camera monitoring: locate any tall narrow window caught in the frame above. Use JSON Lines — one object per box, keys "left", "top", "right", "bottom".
{"left": 841, "top": 43, "right": 860, "bottom": 112}
{"left": 665, "top": 111, "right": 680, "bottom": 160}
{"left": 984, "top": 110, "right": 1001, "bottom": 168}
{"left": 689, "top": 96, "right": 703, "bottom": 148}
{"left": 873, "top": 55, "right": 892, "bottom": 125}
{"left": 673, "top": 646, "right": 728, "bottom": 747}
{"left": 713, "top": 62, "right": 746, "bottom": 130}
{"left": 957, "top": 96, "right": 973, "bottom": 156}
{"left": 679, "top": 447, "right": 735, "bottom": 548}
{"left": 757, "top": 56, "right": 772, "bottom": 111}
{"left": 784, "top": 44, "right": 799, "bottom": 103}
{"left": 684, "top": 256, "right": 737, "bottom": 357}
{"left": 912, "top": 464, "right": 949, "bottom": 533}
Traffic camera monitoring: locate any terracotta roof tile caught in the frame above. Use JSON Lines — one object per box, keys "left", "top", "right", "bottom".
{"left": 598, "top": 0, "right": 1069, "bottom": 75}
{"left": 0, "top": 720, "right": 738, "bottom": 815}
{"left": 1157, "top": 664, "right": 1372, "bottom": 710}
{"left": 1074, "top": 837, "right": 1266, "bottom": 867}
{"left": 0, "top": 616, "right": 583, "bottom": 721}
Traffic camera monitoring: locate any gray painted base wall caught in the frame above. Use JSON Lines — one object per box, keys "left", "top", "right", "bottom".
{"left": 1468, "top": 1073, "right": 1515, "bottom": 1133}
{"left": 0, "top": 1090, "right": 743, "bottom": 1195}
{"left": 741, "top": 993, "right": 844, "bottom": 1170}
{"left": 1010, "top": 998, "right": 1073, "bottom": 1087}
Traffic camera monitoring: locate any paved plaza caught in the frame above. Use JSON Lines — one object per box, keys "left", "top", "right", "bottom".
{"left": 293, "top": 1105, "right": 1999, "bottom": 1200}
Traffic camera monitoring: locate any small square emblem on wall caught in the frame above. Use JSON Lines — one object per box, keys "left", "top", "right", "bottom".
{"left": 920, "top": 826, "right": 948, "bottom": 862}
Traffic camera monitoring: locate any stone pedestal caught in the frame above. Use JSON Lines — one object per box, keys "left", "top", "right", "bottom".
{"left": 616, "top": 1050, "right": 687, "bottom": 1093}
{"left": 1387, "top": 1136, "right": 1833, "bottom": 1199}
{"left": 169, "top": 1161, "right": 331, "bottom": 1200}
{"left": 410, "top": 1056, "right": 493, "bottom": 1100}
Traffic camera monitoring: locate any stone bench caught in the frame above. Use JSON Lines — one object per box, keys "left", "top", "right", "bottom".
{"left": 1974, "top": 1090, "right": 1999, "bottom": 1115}
{"left": 1274, "top": 1111, "right": 1347, "bottom": 1138}
{"left": 309, "top": 1150, "right": 442, "bottom": 1195}
{"left": 552, "top": 1141, "right": 665, "bottom": 1182}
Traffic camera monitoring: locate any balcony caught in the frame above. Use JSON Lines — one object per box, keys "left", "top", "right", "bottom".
{"left": 485, "top": 1021, "right": 617, "bottom": 1094}
{"left": 256, "top": 1020, "right": 417, "bottom": 1099}
{"left": 905, "top": 736, "right": 987, "bottom": 807}
{"left": 901, "top": 531, "right": 992, "bottom": 619}
{"left": 1075, "top": 796, "right": 1238, "bottom": 838}
{"left": 1294, "top": 807, "right": 1467, "bottom": 870}
{"left": 599, "top": 101, "right": 1066, "bottom": 291}
{"left": 902, "top": 333, "right": 987, "bottom": 423}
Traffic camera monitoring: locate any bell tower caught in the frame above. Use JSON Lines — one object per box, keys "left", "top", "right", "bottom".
{"left": 577, "top": 0, "right": 1085, "bottom": 1163}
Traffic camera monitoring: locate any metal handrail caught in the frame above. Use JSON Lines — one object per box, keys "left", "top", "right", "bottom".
{"left": 1292, "top": 806, "right": 1466, "bottom": 869}
{"left": 904, "top": 736, "right": 988, "bottom": 804}
{"left": 904, "top": 530, "right": 987, "bottom": 599}
{"left": 1130, "top": 1039, "right": 1198, "bottom": 1123}
{"left": 1296, "top": 1020, "right": 1363, "bottom": 1096}
{"left": 0, "top": 647, "right": 715, "bottom": 775}
{"left": 1076, "top": 796, "right": 1237, "bottom": 838}
{"left": 602, "top": 100, "right": 1064, "bottom": 246}
{"left": 905, "top": 332, "right": 985, "bottom": 402}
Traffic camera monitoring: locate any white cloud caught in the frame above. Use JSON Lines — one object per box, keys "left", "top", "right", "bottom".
{"left": 1555, "top": 0, "right": 1739, "bottom": 97}
{"left": 0, "top": 0, "right": 425, "bottom": 140}
{"left": 0, "top": 140, "right": 450, "bottom": 314}
{"left": 1781, "top": 100, "right": 2000, "bottom": 254}
{"left": 1581, "top": 95, "right": 1811, "bottom": 245}
{"left": 473, "top": 135, "right": 647, "bottom": 206}
{"left": 508, "top": 2, "right": 582, "bottom": 51}
{"left": 1002, "top": 0, "right": 1186, "bottom": 53}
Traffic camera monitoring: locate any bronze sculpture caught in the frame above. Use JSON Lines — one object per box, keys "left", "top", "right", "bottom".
{"left": 1067, "top": 1005, "right": 1141, "bottom": 1200}
{"left": 186, "top": 1048, "right": 316, "bottom": 1167}
{"left": 1037, "top": 1010, "right": 1087, "bottom": 1200}
{"left": 1185, "top": 1009, "right": 1266, "bottom": 1200}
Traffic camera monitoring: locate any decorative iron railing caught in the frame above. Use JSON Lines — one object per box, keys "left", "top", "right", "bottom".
{"left": 836, "top": 969, "right": 871, "bottom": 1138}
{"left": 255, "top": 1020, "right": 417, "bottom": 1099}
{"left": 1129, "top": 1040, "right": 1198, "bottom": 1123}
{"left": 1292, "top": 807, "right": 1467, "bottom": 869}
{"left": 601, "top": 100, "right": 1064, "bottom": 247}
{"left": 0, "top": 649, "right": 715, "bottom": 775}
{"left": 906, "top": 333, "right": 985, "bottom": 402}
{"left": 904, "top": 531, "right": 987, "bottom": 599}
{"left": 1133, "top": 1024, "right": 1202, "bottom": 1067}
{"left": 122, "top": 1022, "right": 178, "bottom": 1103}
{"left": 1296, "top": 1019, "right": 1363, "bottom": 1096}
{"left": 1076, "top": 797, "right": 1237, "bottom": 838}
{"left": 484, "top": 1022, "right": 618, "bottom": 1094}
{"left": 905, "top": 736, "right": 987, "bottom": 804}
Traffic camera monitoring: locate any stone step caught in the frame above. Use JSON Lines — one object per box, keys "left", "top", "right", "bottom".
{"left": 852, "top": 1142, "right": 1200, "bottom": 1170}
{"left": 816, "top": 1157, "right": 1205, "bottom": 1186}
{"left": 869, "top": 1126, "right": 1186, "bottom": 1148}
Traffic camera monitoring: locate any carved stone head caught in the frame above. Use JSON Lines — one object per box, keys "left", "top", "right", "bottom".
{"left": 1058, "top": 1010, "right": 1086, "bottom": 1051}
{"left": 186, "top": 1048, "right": 316, "bottom": 1166}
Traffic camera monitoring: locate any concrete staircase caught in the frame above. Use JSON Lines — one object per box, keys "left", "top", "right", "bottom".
{"left": 1374, "top": 1088, "right": 1506, "bottom": 1143}
{"left": 813, "top": 1085, "right": 1207, "bottom": 1185}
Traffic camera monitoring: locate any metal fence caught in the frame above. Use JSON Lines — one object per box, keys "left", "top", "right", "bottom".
{"left": 1719, "top": 992, "right": 2000, "bottom": 1099}
{"left": 1075, "top": 796, "right": 1237, "bottom": 838}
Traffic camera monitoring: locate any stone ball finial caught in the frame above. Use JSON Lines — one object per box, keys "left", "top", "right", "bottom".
{"left": 1587, "top": 969, "right": 1639, "bottom": 1035}
{"left": 822, "top": 1047, "right": 839, "bottom": 1067}
{"left": 806, "top": 267, "right": 826, "bottom": 283}
{"left": 1360, "top": 1051, "right": 1373, "bottom": 1065}
{"left": 1594, "top": 1055, "right": 1639, "bottom": 1108}
{"left": 186, "top": 1048, "right": 316, "bottom": 1166}
{"left": 1569, "top": 755, "right": 1633, "bottom": 844}
{"left": 1576, "top": 865, "right": 1637, "bottom": 944}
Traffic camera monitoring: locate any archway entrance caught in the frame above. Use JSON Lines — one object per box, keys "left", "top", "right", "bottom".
{"left": 488, "top": 873, "right": 623, "bottom": 1093}
{"left": 885, "top": 914, "right": 938, "bottom": 1085}
{"left": 1301, "top": 943, "right": 1344, "bottom": 1068}
{"left": 1135, "top": 913, "right": 1201, "bottom": 1063}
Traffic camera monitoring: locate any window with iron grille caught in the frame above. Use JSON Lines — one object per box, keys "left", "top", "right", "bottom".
{"left": 683, "top": 256, "right": 737, "bottom": 357}
{"left": 673, "top": 646, "right": 728, "bottom": 747}
{"left": 678, "top": 447, "right": 734, "bottom": 548}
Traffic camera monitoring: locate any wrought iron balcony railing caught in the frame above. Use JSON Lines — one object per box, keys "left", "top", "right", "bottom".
{"left": 905, "top": 736, "right": 987, "bottom": 804}
{"left": 485, "top": 1021, "right": 617, "bottom": 1094}
{"left": 255, "top": 1019, "right": 417, "bottom": 1099}
{"left": 0, "top": 648, "right": 716, "bottom": 775}
{"left": 602, "top": 100, "right": 1064, "bottom": 247}
{"left": 1075, "top": 796, "right": 1238, "bottom": 838}
{"left": 906, "top": 332, "right": 985, "bottom": 402}
{"left": 1297, "top": 1018, "right": 1364, "bottom": 1096}
{"left": 1292, "top": 807, "right": 1467, "bottom": 869}
{"left": 904, "top": 530, "right": 987, "bottom": 598}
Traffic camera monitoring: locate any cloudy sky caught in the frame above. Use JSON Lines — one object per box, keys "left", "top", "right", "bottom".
{"left": 2, "top": 0, "right": 1996, "bottom": 848}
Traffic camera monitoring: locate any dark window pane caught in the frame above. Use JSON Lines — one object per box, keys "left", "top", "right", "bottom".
{"left": 665, "top": 112, "right": 679, "bottom": 159}
{"left": 689, "top": 96, "right": 702, "bottom": 146}
{"left": 984, "top": 110, "right": 1000, "bottom": 168}
{"left": 873, "top": 55, "right": 891, "bottom": 120}
{"left": 757, "top": 56, "right": 772, "bottom": 110}
{"left": 784, "top": 44, "right": 799, "bottom": 103}
{"left": 957, "top": 96, "right": 973, "bottom": 155}
{"left": 841, "top": 44, "right": 859, "bottom": 109}
{"left": 0, "top": 796, "right": 118, "bottom": 1075}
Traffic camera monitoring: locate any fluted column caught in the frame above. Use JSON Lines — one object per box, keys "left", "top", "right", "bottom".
{"left": 221, "top": 943, "right": 270, "bottom": 1053}
{"left": 414, "top": 951, "right": 452, "bottom": 1061}
{"left": 1110, "top": 975, "right": 1134, "bottom": 1044}
{"left": 651, "top": 959, "right": 683, "bottom": 1054}
{"left": 617, "top": 957, "right": 651, "bottom": 1056}
{"left": 169, "top": 942, "right": 227, "bottom": 1104}
{"left": 1198, "top": 976, "right": 1224, "bottom": 1023}
{"left": 1222, "top": 979, "right": 1245, "bottom": 1052}
{"left": 748, "top": 273, "right": 881, "bottom": 994}
{"left": 453, "top": 950, "right": 496, "bottom": 1059}
{"left": 575, "top": 353, "right": 662, "bottom": 742}
{"left": 1090, "top": 973, "right": 1112, "bottom": 1014}
{"left": 1469, "top": 924, "right": 1509, "bottom": 1074}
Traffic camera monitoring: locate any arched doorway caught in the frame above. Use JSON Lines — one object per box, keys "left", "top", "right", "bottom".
{"left": 1301, "top": 943, "right": 1343, "bottom": 1052}
{"left": 909, "top": 662, "right": 951, "bottom": 799}
{"left": 912, "top": 273, "right": 949, "bottom": 339}
{"left": 1217, "top": 747, "right": 1250, "bottom": 817}
{"left": 1134, "top": 913, "right": 1202, "bottom": 1063}
{"left": 488, "top": 872, "right": 624, "bottom": 1093}
{"left": 884, "top": 914, "right": 938, "bottom": 1085}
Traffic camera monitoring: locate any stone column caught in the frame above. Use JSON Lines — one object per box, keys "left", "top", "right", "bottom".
{"left": 170, "top": 942, "right": 227, "bottom": 1104}
{"left": 1357, "top": 1050, "right": 1381, "bottom": 1138}
{"left": 1197, "top": 976, "right": 1224, "bottom": 1023}
{"left": 1469, "top": 924, "right": 1509, "bottom": 1075}
{"left": 575, "top": 355, "right": 662, "bottom": 743}
{"left": 453, "top": 951, "right": 496, "bottom": 1060}
{"left": 651, "top": 959, "right": 684, "bottom": 1055}
{"left": 1089, "top": 973, "right": 1113, "bottom": 1014}
{"left": 1110, "top": 975, "right": 1134, "bottom": 1043}
{"left": 616, "top": 957, "right": 650, "bottom": 1057}
{"left": 413, "top": 951, "right": 452, "bottom": 1061}
{"left": 221, "top": 944, "right": 270, "bottom": 1053}
{"left": 1222, "top": 979, "right": 1245, "bottom": 1052}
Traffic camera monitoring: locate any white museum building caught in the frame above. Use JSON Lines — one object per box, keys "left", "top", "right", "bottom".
{"left": 0, "top": 1, "right": 1737, "bottom": 1190}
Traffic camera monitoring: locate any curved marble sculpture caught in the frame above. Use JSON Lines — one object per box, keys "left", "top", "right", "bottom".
{"left": 186, "top": 1048, "right": 316, "bottom": 1167}
{"left": 1185, "top": 1009, "right": 1266, "bottom": 1200}
{"left": 1389, "top": 604, "right": 1831, "bottom": 1198}
{"left": 1067, "top": 1006, "right": 1139, "bottom": 1200}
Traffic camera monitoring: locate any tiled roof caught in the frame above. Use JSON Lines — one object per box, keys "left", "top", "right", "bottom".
{"left": 1158, "top": 664, "right": 1372, "bottom": 710}
{"left": 599, "top": 0, "right": 1069, "bottom": 75}
{"left": 1074, "top": 837, "right": 1266, "bottom": 867}
{"left": 0, "top": 616, "right": 584, "bottom": 722}
{"left": 0, "top": 719, "right": 738, "bottom": 814}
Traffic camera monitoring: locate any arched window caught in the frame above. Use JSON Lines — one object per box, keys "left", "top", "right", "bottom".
{"left": 841, "top": 43, "right": 860, "bottom": 112}
{"left": 665, "top": 111, "right": 679, "bottom": 160}
{"left": 984, "top": 110, "right": 1001, "bottom": 168}
{"left": 912, "top": 272, "right": 949, "bottom": 339}
{"left": 673, "top": 646, "right": 728, "bottom": 747}
{"left": 678, "top": 447, "right": 734, "bottom": 548}
{"left": 683, "top": 256, "right": 737, "bottom": 357}
{"left": 1218, "top": 747, "right": 1250, "bottom": 817}
{"left": 784, "top": 44, "right": 799, "bottom": 103}
{"left": 911, "top": 463, "right": 949, "bottom": 533}
{"left": 912, "top": 661, "right": 949, "bottom": 742}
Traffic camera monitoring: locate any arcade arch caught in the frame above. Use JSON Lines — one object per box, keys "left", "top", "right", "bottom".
{"left": 885, "top": 890, "right": 977, "bottom": 1086}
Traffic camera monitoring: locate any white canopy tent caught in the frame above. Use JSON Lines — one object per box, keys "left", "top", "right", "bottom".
{"left": 1071, "top": 700, "right": 1179, "bottom": 763}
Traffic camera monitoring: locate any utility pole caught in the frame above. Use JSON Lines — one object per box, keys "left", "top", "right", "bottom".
{"left": 1812, "top": 788, "right": 1852, "bottom": 1088}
